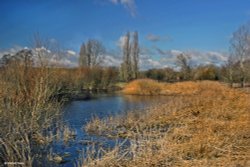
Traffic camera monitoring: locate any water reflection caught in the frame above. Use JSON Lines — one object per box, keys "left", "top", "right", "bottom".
{"left": 63, "top": 94, "right": 166, "bottom": 127}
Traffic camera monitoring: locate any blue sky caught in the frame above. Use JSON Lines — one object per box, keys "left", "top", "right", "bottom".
{"left": 0, "top": 0, "right": 250, "bottom": 68}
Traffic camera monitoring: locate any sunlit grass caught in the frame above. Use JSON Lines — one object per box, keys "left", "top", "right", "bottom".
{"left": 84, "top": 80, "right": 250, "bottom": 166}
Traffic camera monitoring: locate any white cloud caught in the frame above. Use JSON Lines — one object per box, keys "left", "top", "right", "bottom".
{"left": 139, "top": 57, "right": 171, "bottom": 70}
{"left": 109, "top": 0, "right": 136, "bottom": 17}
{"left": 102, "top": 55, "right": 122, "bottom": 67}
{"left": 139, "top": 47, "right": 229, "bottom": 70}
{"left": 144, "top": 58, "right": 161, "bottom": 67}
{"left": 151, "top": 46, "right": 229, "bottom": 66}
{"left": 49, "top": 57, "right": 77, "bottom": 67}
{"left": 0, "top": 45, "right": 24, "bottom": 58}
{"left": 66, "top": 50, "right": 76, "bottom": 56}
{"left": 185, "top": 50, "right": 229, "bottom": 66}
{"left": 0, "top": 46, "right": 123, "bottom": 68}
{"left": 169, "top": 50, "right": 183, "bottom": 56}
{"left": 139, "top": 50, "right": 169, "bottom": 70}
{"left": 0, "top": 46, "right": 78, "bottom": 67}
{"left": 35, "top": 46, "right": 51, "bottom": 53}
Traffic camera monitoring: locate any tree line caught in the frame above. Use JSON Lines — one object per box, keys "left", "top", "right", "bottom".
{"left": 1, "top": 22, "right": 250, "bottom": 89}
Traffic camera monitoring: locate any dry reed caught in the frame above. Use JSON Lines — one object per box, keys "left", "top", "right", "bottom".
{"left": 83, "top": 80, "right": 250, "bottom": 166}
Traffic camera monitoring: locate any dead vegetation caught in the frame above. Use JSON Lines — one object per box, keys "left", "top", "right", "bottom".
{"left": 0, "top": 47, "right": 118, "bottom": 166}
{"left": 84, "top": 80, "right": 250, "bottom": 166}
{"left": 0, "top": 47, "right": 81, "bottom": 166}
{"left": 0, "top": 58, "right": 64, "bottom": 166}
{"left": 122, "top": 79, "right": 209, "bottom": 95}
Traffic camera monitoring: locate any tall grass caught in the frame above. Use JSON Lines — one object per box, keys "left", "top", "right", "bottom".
{"left": 84, "top": 80, "right": 250, "bottom": 166}
{"left": 122, "top": 79, "right": 203, "bottom": 95}
{"left": 122, "top": 79, "right": 164, "bottom": 95}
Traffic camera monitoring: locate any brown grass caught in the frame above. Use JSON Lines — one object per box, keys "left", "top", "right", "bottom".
{"left": 122, "top": 79, "right": 164, "bottom": 95}
{"left": 123, "top": 79, "right": 210, "bottom": 95}
{"left": 84, "top": 80, "right": 250, "bottom": 166}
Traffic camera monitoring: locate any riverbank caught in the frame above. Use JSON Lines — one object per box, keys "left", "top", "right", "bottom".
{"left": 83, "top": 80, "right": 250, "bottom": 166}
{"left": 53, "top": 83, "right": 125, "bottom": 102}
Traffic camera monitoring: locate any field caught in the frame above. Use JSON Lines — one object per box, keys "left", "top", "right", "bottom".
{"left": 84, "top": 79, "right": 250, "bottom": 167}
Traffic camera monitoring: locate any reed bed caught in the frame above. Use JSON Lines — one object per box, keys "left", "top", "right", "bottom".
{"left": 83, "top": 80, "right": 250, "bottom": 167}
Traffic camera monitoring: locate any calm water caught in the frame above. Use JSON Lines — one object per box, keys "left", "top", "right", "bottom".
{"left": 46, "top": 94, "right": 167, "bottom": 166}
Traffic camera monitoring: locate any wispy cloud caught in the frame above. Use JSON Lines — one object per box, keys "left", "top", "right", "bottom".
{"left": 102, "top": 54, "right": 122, "bottom": 66}
{"left": 146, "top": 34, "right": 172, "bottom": 42}
{"left": 109, "top": 0, "right": 137, "bottom": 17}
{"left": 154, "top": 47, "right": 170, "bottom": 56}
{"left": 153, "top": 46, "right": 181, "bottom": 58}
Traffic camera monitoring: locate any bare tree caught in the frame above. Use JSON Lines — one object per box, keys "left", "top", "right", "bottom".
{"left": 32, "top": 33, "right": 65, "bottom": 67}
{"left": 89, "top": 39, "right": 105, "bottom": 66}
{"left": 131, "top": 31, "right": 140, "bottom": 79}
{"left": 79, "top": 43, "right": 88, "bottom": 67}
{"left": 227, "top": 56, "right": 233, "bottom": 85}
{"left": 230, "top": 22, "right": 250, "bottom": 87}
{"left": 120, "top": 31, "right": 140, "bottom": 81}
{"left": 122, "top": 32, "right": 132, "bottom": 81}
{"left": 176, "top": 53, "right": 191, "bottom": 80}
{"left": 79, "top": 39, "right": 105, "bottom": 68}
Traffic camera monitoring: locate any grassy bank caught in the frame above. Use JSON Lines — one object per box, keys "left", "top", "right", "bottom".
{"left": 122, "top": 79, "right": 223, "bottom": 96}
{"left": 84, "top": 80, "right": 250, "bottom": 166}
